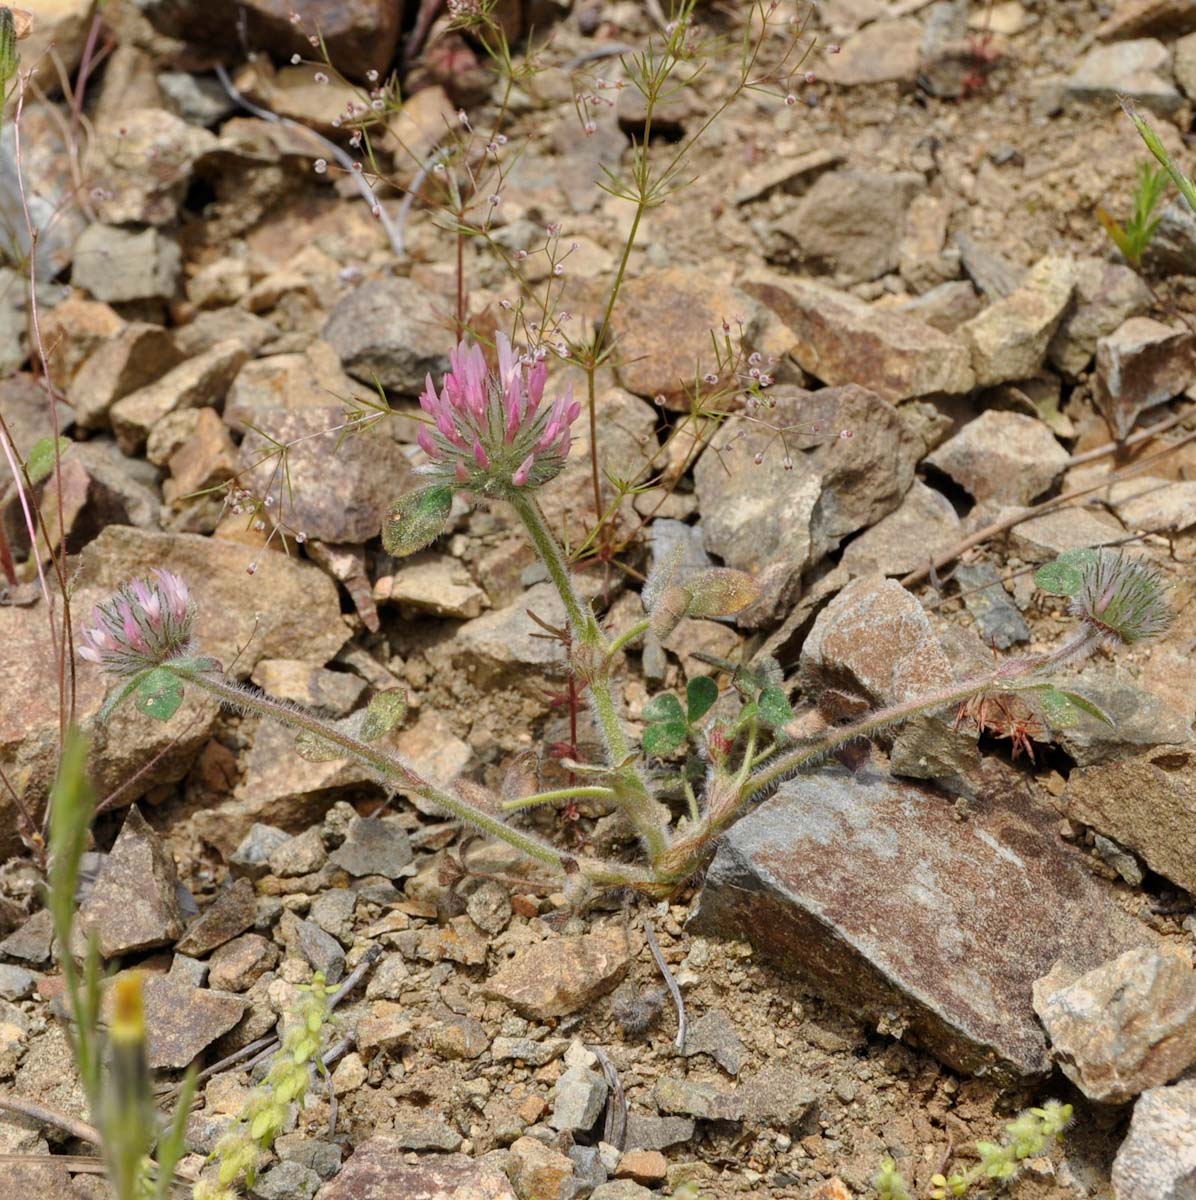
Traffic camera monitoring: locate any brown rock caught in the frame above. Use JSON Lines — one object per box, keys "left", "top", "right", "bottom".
{"left": 163, "top": 406, "right": 238, "bottom": 502}
{"left": 615, "top": 1150, "right": 668, "bottom": 1185}
{"left": 314, "top": 1140, "right": 516, "bottom": 1199}
{"left": 136, "top": 975, "right": 247, "bottom": 1069}
{"left": 40, "top": 293, "right": 125, "bottom": 392}
{"left": 110, "top": 340, "right": 248, "bottom": 453}
{"left": 1095, "top": 317, "right": 1196, "bottom": 440}
{"left": 821, "top": 18, "right": 923, "bottom": 85}
{"left": 1064, "top": 749, "right": 1196, "bottom": 893}
{"left": 250, "top": 660, "right": 366, "bottom": 717}
{"left": 1033, "top": 948, "right": 1196, "bottom": 1103}
{"left": 1111, "top": 1077, "right": 1196, "bottom": 1200}
{"left": 925, "top": 410, "right": 1067, "bottom": 505}
{"left": 841, "top": 480, "right": 961, "bottom": 577}
{"left": 610, "top": 267, "right": 764, "bottom": 408}
{"left": 81, "top": 806, "right": 184, "bottom": 958}
{"left": 743, "top": 276, "right": 974, "bottom": 402}
{"left": 1047, "top": 257, "right": 1152, "bottom": 378}
{"left": 1096, "top": 0, "right": 1196, "bottom": 40}
{"left": 207, "top": 933, "right": 279, "bottom": 992}
{"left": 692, "top": 766, "right": 1152, "bottom": 1080}
{"left": 483, "top": 928, "right": 631, "bottom": 1019}
{"left": 375, "top": 555, "right": 488, "bottom": 620}
{"left": 67, "top": 322, "right": 182, "bottom": 430}
{"left": 176, "top": 878, "right": 258, "bottom": 957}
{"left": 508, "top": 1136, "right": 575, "bottom": 1200}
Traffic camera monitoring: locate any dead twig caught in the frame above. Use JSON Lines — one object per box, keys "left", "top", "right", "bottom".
{"left": 0, "top": 1093, "right": 101, "bottom": 1144}
{"left": 593, "top": 1046, "right": 627, "bottom": 1150}
{"left": 642, "top": 913, "right": 686, "bottom": 1053}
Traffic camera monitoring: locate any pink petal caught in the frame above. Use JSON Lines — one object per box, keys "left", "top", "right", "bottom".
{"left": 473, "top": 440, "right": 490, "bottom": 468}
{"left": 512, "top": 453, "right": 535, "bottom": 487}
{"left": 417, "top": 427, "right": 438, "bottom": 457}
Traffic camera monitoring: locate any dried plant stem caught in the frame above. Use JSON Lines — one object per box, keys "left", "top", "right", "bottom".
{"left": 0, "top": 1094, "right": 100, "bottom": 1144}
{"left": 643, "top": 914, "right": 687, "bottom": 1052}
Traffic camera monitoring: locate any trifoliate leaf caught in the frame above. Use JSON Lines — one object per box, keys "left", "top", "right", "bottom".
{"left": 643, "top": 720, "right": 688, "bottom": 757}
{"left": 134, "top": 667, "right": 183, "bottom": 721}
{"left": 1033, "top": 548, "right": 1100, "bottom": 596}
{"left": 642, "top": 692, "right": 685, "bottom": 724}
{"left": 686, "top": 676, "right": 718, "bottom": 723}
{"left": 758, "top": 685, "right": 794, "bottom": 728}
{"left": 25, "top": 436, "right": 70, "bottom": 485}
{"left": 382, "top": 485, "right": 452, "bottom": 557}
{"left": 359, "top": 690, "right": 408, "bottom": 741}
{"left": 682, "top": 568, "right": 761, "bottom": 618}
{"left": 98, "top": 672, "right": 148, "bottom": 722}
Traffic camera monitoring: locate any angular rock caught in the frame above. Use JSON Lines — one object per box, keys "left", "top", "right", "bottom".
{"left": 454, "top": 582, "right": 570, "bottom": 684}
{"left": 315, "top": 1140, "right": 516, "bottom": 1199}
{"left": 328, "top": 817, "right": 413, "bottom": 879}
{"left": 323, "top": 276, "right": 451, "bottom": 395}
{"left": 91, "top": 107, "right": 216, "bottom": 226}
{"left": 163, "top": 406, "right": 239, "bottom": 509}
{"left": 591, "top": 1183, "right": 653, "bottom": 1200}
{"left": 509, "top": 1136, "right": 575, "bottom": 1200}
{"left": 176, "top": 877, "right": 258, "bottom": 956}
{"left": 550, "top": 1063, "right": 609, "bottom": 1133}
{"left": 1095, "top": 317, "right": 1196, "bottom": 440}
{"left": 1111, "top": 1077, "right": 1196, "bottom": 1200}
{"left": 893, "top": 280, "right": 984, "bottom": 334}
{"left": 138, "top": 0, "right": 401, "bottom": 81}
{"left": 692, "top": 768, "right": 1152, "bottom": 1079}
{"left": 391, "top": 1113, "right": 462, "bottom": 1153}
{"left": 0, "top": 911, "right": 54, "bottom": 965}
{"left": 683, "top": 1008, "right": 745, "bottom": 1076}
{"left": 609, "top": 268, "right": 763, "bottom": 408}
{"left": 292, "top": 917, "right": 346, "bottom": 983}
{"left": 68, "top": 322, "right": 183, "bottom": 430}
{"left": 81, "top": 806, "right": 184, "bottom": 958}
{"left": 1033, "top": 948, "right": 1196, "bottom": 1104}
{"left": 694, "top": 385, "right": 921, "bottom": 621}
{"left": 959, "top": 254, "right": 1075, "bottom": 386}
{"left": 743, "top": 277, "right": 974, "bottom": 402}
{"left": 253, "top": 1160, "right": 321, "bottom": 1200}
{"left": 1067, "top": 38, "right": 1181, "bottom": 113}
{"left": 229, "top": 824, "right": 291, "bottom": 880}
{"left": 0, "top": 965, "right": 36, "bottom": 1002}
{"left": 74, "top": 525, "right": 347, "bottom": 678}
{"left": 483, "top": 928, "right": 630, "bottom": 1019}
{"left": 110, "top": 340, "right": 248, "bottom": 453}
{"left": 841, "top": 480, "right": 961, "bottom": 577}
{"left": 926, "top": 410, "right": 1066, "bottom": 505}
{"left": 1048, "top": 258, "right": 1152, "bottom": 378}
{"left": 269, "top": 826, "right": 328, "bottom": 877}
{"left": 1065, "top": 749, "right": 1196, "bottom": 893}
{"left": 1110, "top": 477, "right": 1196, "bottom": 534}
{"left": 767, "top": 169, "right": 922, "bottom": 284}
{"left": 72, "top": 224, "right": 182, "bottom": 303}
{"left": 653, "top": 1074, "right": 743, "bottom": 1122}
{"left": 137, "top": 975, "right": 247, "bottom": 1068}
{"left": 239, "top": 405, "right": 414, "bottom": 543}
{"left": 375, "top": 554, "right": 487, "bottom": 619}
{"left": 208, "top": 933, "right": 279, "bottom": 992}
{"left": 40, "top": 293, "right": 126, "bottom": 392}
{"left": 1009, "top": 505, "right": 1126, "bottom": 559}
{"left": 953, "top": 562, "right": 1030, "bottom": 649}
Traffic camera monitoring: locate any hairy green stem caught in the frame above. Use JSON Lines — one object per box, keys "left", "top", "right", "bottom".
{"left": 171, "top": 666, "right": 652, "bottom": 888}
{"left": 502, "top": 785, "right": 617, "bottom": 812}
{"left": 607, "top": 618, "right": 651, "bottom": 659}
{"left": 508, "top": 491, "right": 591, "bottom": 638}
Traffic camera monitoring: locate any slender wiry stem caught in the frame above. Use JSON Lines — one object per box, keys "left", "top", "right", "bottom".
{"left": 170, "top": 666, "right": 652, "bottom": 888}
{"left": 502, "top": 785, "right": 617, "bottom": 812}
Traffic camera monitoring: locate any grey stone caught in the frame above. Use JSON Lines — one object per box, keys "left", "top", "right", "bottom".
{"left": 491, "top": 1037, "right": 568, "bottom": 1066}
{"left": 893, "top": 281, "right": 984, "bottom": 334}
{"left": 1065, "top": 749, "right": 1196, "bottom": 893}
{"left": 466, "top": 880, "right": 512, "bottom": 936}
{"left": 392, "top": 1113, "right": 463, "bottom": 1152}
{"left": 954, "top": 562, "right": 1030, "bottom": 649}
{"left": 682, "top": 1009, "right": 745, "bottom": 1076}
{"left": 0, "top": 965, "right": 36, "bottom": 1001}
{"left": 454, "top": 583, "right": 571, "bottom": 684}
{"left": 691, "top": 767, "right": 1153, "bottom": 1080}
{"left": 959, "top": 254, "right": 1076, "bottom": 387}
{"left": 158, "top": 71, "right": 238, "bottom": 125}
{"left": 926, "top": 410, "right": 1067, "bottom": 505}
{"left": 323, "top": 276, "right": 451, "bottom": 394}
{"left": 275, "top": 1134, "right": 342, "bottom": 1180}
{"left": 1094, "top": 834, "right": 1145, "bottom": 887}
{"left": 310, "top": 888, "right": 357, "bottom": 945}
{"left": 623, "top": 1113, "right": 695, "bottom": 1152}
{"left": 0, "top": 910, "right": 54, "bottom": 965}
{"left": 767, "top": 169, "right": 923, "bottom": 284}
{"left": 81, "top": 806, "right": 184, "bottom": 958}
{"left": 250, "top": 661, "right": 367, "bottom": 718}
{"left": 269, "top": 827, "right": 329, "bottom": 878}
{"left": 1048, "top": 258, "right": 1152, "bottom": 377}
{"left": 376, "top": 555, "right": 488, "bottom": 620}
{"left": 1112, "top": 1077, "right": 1196, "bottom": 1200}
{"left": 653, "top": 1075, "right": 743, "bottom": 1121}
{"left": 1067, "top": 38, "right": 1181, "bottom": 114}
{"left": 550, "top": 1064, "right": 609, "bottom": 1133}
{"left": 314, "top": 1139, "right": 516, "bottom": 1199}
{"left": 294, "top": 918, "right": 346, "bottom": 984}
{"left": 1144, "top": 198, "right": 1196, "bottom": 275}
{"left": 251, "top": 1160, "right": 321, "bottom": 1200}
{"left": 841, "top": 480, "right": 961, "bottom": 578}
{"left": 1054, "top": 671, "right": 1190, "bottom": 767}
{"left": 137, "top": 975, "right": 247, "bottom": 1069}
{"left": 363, "top": 953, "right": 410, "bottom": 1001}
{"left": 694, "top": 385, "right": 921, "bottom": 623}
{"left": 1033, "top": 948, "right": 1196, "bottom": 1103}
{"left": 72, "top": 224, "right": 181, "bottom": 303}
{"left": 821, "top": 17, "right": 923, "bottom": 86}
{"left": 590, "top": 1183, "right": 653, "bottom": 1200}
{"left": 208, "top": 933, "right": 279, "bottom": 992}
{"left": 329, "top": 817, "right": 413, "bottom": 879}
{"left": 1095, "top": 317, "right": 1196, "bottom": 440}
{"left": 176, "top": 877, "right": 257, "bottom": 956}
{"left": 229, "top": 824, "right": 291, "bottom": 880}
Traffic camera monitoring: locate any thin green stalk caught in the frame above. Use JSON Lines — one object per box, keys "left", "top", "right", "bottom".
{"left": 171, "top": 666, "right": 651, "bottom": 887}
{"left": 606, "top": 618, "right": 651, "bottom": 659}
{"left": 508, "top": 491, "right": 591, "bottom": 638}
{"left": 502, "top": 785, "right": 618, "bottom": 812}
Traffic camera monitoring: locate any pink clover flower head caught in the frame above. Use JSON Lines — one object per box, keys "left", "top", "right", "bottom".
{"left": 78, "top": 568, "right": 196, "bottom": 676}
{"left": 416, "top": 333, "right": 580, "bottom": 496}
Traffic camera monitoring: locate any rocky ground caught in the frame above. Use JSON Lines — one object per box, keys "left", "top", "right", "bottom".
{"left": 1, "top": 0, "right": 1196, "bottom": 1197}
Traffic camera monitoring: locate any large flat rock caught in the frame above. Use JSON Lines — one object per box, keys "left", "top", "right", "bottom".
{"left": 692, "top": 767, "right": 1150, "bottom": 1081}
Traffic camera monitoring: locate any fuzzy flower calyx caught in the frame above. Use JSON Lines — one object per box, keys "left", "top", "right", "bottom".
{"left": 79, "top": 569, "right": 195, "bottom": 676}
{"left": 416, "top": 333, "right": 580, "bottom": 497}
